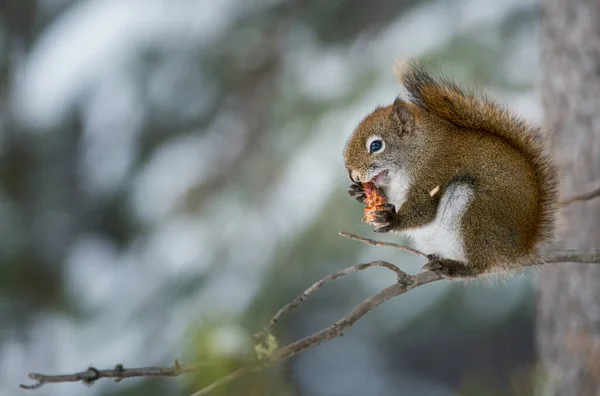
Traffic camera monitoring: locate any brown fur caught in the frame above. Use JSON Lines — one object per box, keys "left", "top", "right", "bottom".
{"left": 343, "top": 61, "right": 559, "bottom": 278}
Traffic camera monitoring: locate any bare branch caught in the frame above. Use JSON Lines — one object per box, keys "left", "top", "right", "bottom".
{"left": 254, "top": 259, "right": 414, "bottom": 344}
{"left": 192, "top": 268, "right": 439, "bottom": 396}
{"left": 20, "top": 231, "right": 600, "bottom": 396}
{"left": 20, "top": 361, "right": 204, "bottom": 390}
{"left": 269, "top": 269, "right": 440, "bottom": 361}
{"left": 190, "top": 249, "right": 600, "bottom": 395}
{"left": 541, "top": 250, "right": 600, "bottom": 264}
{"left": 560, "top": 186, "right": 600, "bottom": 206}
{"left": 339, "top": 231, "right": 428, "bottom": 258}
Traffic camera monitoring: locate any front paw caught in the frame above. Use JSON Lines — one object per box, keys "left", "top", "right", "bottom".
{"left": 348, "top": 182, "right": 366, "bottom": 203}
{"left": 371, "top": 203, "right": 398, "bottom": 233}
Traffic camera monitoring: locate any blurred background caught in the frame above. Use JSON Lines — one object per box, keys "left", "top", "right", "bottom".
{"left": 1, "top": 0, "right": 546, "bottom": 395}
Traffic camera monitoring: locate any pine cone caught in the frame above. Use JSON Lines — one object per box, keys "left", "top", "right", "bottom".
{"left": 361, "top": 182, "right": 388, "bottom": 224}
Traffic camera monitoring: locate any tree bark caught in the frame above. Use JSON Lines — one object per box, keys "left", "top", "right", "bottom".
{"left": 537, "top": 0, "right": 600, "bottom": 395}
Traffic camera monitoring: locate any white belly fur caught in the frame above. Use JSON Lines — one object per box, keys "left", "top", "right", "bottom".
{"left": 389, "top": 178, "right": 474, "bottom": 262}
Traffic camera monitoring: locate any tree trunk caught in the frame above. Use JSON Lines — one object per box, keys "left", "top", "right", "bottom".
{"left": 537, "top": 0, "right": 600, "bottom": 395}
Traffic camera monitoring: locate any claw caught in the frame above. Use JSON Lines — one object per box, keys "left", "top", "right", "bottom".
{"left": 422, "top": 260, "right": 443, "bottom": 272}
{"left": 370, "top": 205, "right": 397, "bottom": 232}
{"left": 422, "top": 255, "right": 456, "bottom": 277}
{"left": 374, "top": 224, "right": 395, "bottom": 233}
{"left": 348, "top": 182, "right": 366, "bottom": 203}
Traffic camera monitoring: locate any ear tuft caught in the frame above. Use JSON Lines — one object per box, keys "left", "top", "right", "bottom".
{"left": 392, "top": 97, "right": 413, "bottom": 131}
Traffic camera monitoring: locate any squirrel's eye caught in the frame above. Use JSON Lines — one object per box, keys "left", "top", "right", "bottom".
{"left": 369, "top": 139, "right": 384, "bottom": 153}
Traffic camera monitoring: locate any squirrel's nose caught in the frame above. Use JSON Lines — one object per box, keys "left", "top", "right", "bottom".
{"left": 348, "top": 170, "right": 361, "bottom": 183}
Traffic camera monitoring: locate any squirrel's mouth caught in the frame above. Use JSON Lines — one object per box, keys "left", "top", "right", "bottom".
{"left": 371, "top": 169, "right": 389, "bottom": 186}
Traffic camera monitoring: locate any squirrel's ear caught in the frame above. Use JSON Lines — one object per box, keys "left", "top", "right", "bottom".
{"left": 392, "top": 97, "right": 414, "bottom": 131}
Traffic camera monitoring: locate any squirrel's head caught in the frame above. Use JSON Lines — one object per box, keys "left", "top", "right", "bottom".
{"left": 343, "top": 98, "right": 426, "bottom": 188}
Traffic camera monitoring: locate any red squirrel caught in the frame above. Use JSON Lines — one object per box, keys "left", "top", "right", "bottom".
{"left": 344, "top": 61, "right": 558, "bottom": 278}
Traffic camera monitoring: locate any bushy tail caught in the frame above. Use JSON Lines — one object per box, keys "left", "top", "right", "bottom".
{"left": 395, "top": 60, "right": 559, "bottom": 246}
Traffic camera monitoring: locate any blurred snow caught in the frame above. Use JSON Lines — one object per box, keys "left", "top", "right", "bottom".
{"left": 455, "top": 0, "right": 536, "bottom": 26}
{"left": 14, "top": 0, "right": 240, "bottom": 130}
{"left": 289, "top": 30, "right": 355, "bottom": 101}
{"left": 131, "top": 120, "right": 247, "bottom": 224}
{"left": 145, "top": 217, "right": 215, "bottom": 274}
{"left": 66, "top": 234, "right": 120, "bottom": 310}
{"left": 80, "top": 72, "right": 143, "bottom": 197}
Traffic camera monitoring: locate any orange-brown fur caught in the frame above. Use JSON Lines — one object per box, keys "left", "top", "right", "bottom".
{"left": 344, "top": 61, "right": 559, "bottom": 278}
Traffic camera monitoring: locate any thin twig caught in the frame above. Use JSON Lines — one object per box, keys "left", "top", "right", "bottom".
{"left": 541, "top": 250, "right": 600, "bottom": 264}
{"left": 560, "top": 186, "right": 600, "bottom": 206}
{"left": 20, "top": 361, "right": 203, "bottom": 390}
{"left": 254, "top": 260, "right": 412, "bottom": 343}
{"left": 339, "top": 231, "right": 428, "bottom": 258}
{"left": 189, "top": 365, "right": 267, "bottom": 396}
{"left": 269, "top": 269, "right": 440, "bottom": 360}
